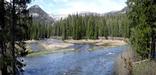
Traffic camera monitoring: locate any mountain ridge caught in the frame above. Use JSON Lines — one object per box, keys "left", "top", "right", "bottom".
{"left": 29, "top": 5, "right": 128, "bottom": 21}
{"left": 29, "top": 5, "right": 54, "bottom": 24}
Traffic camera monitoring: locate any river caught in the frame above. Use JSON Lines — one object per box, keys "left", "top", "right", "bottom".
{"left": 24, "top": 44, "right": 127, "bottom": 75}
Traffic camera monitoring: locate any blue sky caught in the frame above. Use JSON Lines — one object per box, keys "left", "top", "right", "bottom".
{"left": 29, "top": 0, "right": 127, "bottom": 17}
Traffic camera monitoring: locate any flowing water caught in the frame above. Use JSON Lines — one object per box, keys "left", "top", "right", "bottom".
{"left": 24, "top": 44, "right": 127, "bottom": 75}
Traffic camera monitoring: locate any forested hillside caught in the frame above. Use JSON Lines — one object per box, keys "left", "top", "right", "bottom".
{"left": 52, "top": 13, "right": 129, "bottom": 40}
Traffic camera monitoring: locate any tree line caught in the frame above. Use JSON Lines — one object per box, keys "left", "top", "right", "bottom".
{"left": 27, "top": 22, "right": 53, "bottom": 40}
{"left": 52, "top": 13, "right": 130, "bottom": 40}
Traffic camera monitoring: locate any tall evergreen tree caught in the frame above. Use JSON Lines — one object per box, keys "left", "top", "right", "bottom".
{"left": 0, "top": 0, "right": 32, "bottom": 75}
{"left": 127, "top": 0, "right": 156, "bottom": 59}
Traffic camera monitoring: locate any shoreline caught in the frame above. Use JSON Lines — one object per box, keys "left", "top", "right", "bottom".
{"left": 64, "top": 39, "right": 127, "bottom": 47}
{"left": 26, "top": 39, "right": 127, "bottom": 56}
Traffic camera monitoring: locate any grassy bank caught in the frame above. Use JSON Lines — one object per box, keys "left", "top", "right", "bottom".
{"left": 133, "top": 60, "right": 156, "bottom": 75}
{"left": 64, "top": 39, "right": 126, "bottom": 47}
{"left": 115, "top": 47, "right": 156, "bottom": 75}
{"left": 27, "top": 48, "right": 75, "bottom": 57}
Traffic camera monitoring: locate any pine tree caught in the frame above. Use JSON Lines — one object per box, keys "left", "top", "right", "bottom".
{"left": 0, "top": 0, "right": 8, "bottom": 74}
{"left": 0, "top": 0, "right": 32, "bottom": 75}
{"left": 127, "top": 0, "right": 156, "bottom": 59}
{"left": 149, "top": 0, "right": 156, "bottom": 59}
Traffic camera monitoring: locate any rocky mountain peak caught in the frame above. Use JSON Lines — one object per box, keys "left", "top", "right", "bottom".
{"left": 29, "top": 5, "right": 54, "bottom": 24}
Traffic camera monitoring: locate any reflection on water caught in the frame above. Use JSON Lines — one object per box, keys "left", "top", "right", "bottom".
{"left": 24, "top": 44, "right": 127, "bottom": 75}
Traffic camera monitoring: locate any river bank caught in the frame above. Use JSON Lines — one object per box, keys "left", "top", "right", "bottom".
{"left": 25, "top": 39, "right": 127, "bottom": 56}
{"left": 115, "top": 47, "right": 156, "bottom": 75}
{"left": 64, "top": 39, "right": 126, "bottom": 47}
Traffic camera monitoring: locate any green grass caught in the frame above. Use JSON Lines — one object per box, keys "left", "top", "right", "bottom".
{"left": 100, "top": 42, "right": 112, "bottom": 46}
{"left": 27, "top": 48, "right": 74, "bottom": 57}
